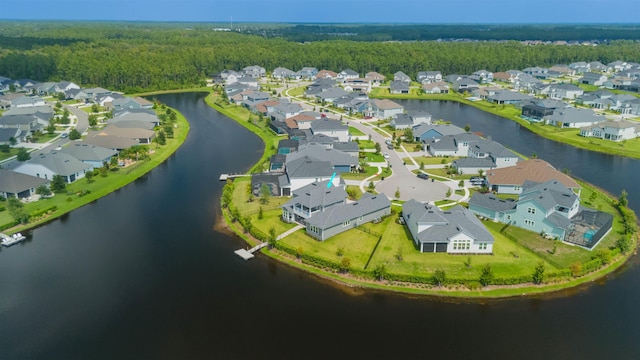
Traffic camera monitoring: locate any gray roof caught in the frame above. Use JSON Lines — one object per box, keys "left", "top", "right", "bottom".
{"left": 430, "top": 133, "right": 481, "bottom": 152}
{"left": 111, "top": 120, "right": 155, "bottom": 130}
{"left": 0, "top": 128, "right": 21, "bottom": 142}
{"left": 59, "top": 141, "right": 117, "bottom": 162}
{"left": 470, "top": 139, "right": 519, "bottom": 159}
{"left": 413, "top": 123, "right": 465, "bottom": 138}
{"left": 392, "top": 113, "right": 413, "bottom": 126}
{"left": 310, "top": 118, "right": 348, "bottom": 132}
{"left": 333, "top": 141, "right": 359, "bottom": 153}
{"left": 487, "top": 90, "right": 532, "bottom": 102}
{"left": 21, "top": 151, "right": 92, "bottom": 176}
{"left": 520, "top": 180, "right": 578, "bottom": 211}
{"left": 0, "top": 114, "right": 39, "bottom": 126}
{"left": 316, "top": 87, "right": 349, "bottom": 101}
{"left": 111, "top": 109, "right": 159, "bottom": 125}
{"left": 545, "top": 108, "right": 605, "bottom": 124}
{"left": 390, "top": 81, "right": 410, "bottom": 92}
{"left": 4, "top": 106, "right": 53, "bottom": 117}
{"left": 469, "top": 193, "right": 517, "bottom": 212}
{"left": 286, "top": 143, "right": 357, "bottom": 168}
{"left": 0, "top": 169, "right": 49, "bottom": 194}
{"left": 283, "top": 180, "right": 347, "bottom": 212}
{"left": 341, "top": 69, "right": 359, "bottom": 76}
{"left": 84, "top": 131, "right": 140, "bottom": 150}
{"left": 306, "top": 192, "right": 391, "bottom": 229}
{"left": 303, "top": 134, "right": 335, "bottom": 145}
{"left": 403, "top": 200, "right": 493, "bottom": 244}
{"left": 453, "top": 157, "right": 496, "bottom": 169}
{"left": 285, "top": 157, "right": 334, "bottom": 178}
{"left": 550, "top": 83, "right": 583, "bottom": 91}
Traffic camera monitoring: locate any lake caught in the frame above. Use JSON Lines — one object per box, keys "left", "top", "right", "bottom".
{"left": 0, "top": 93, "right": 638, "bottom": 359}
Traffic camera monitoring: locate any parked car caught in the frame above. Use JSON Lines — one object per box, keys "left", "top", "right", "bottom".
{"left": 60, "top": 132, "right": 68, "bottom": 138}
{"left": 385, "top": 139, "right": 392, "bottom": 146}
{"left": 387, "top": 144, "right": 394, "bottom": 150}
{"left": 383, "top": 153, "right": 390, "bottom": 159}
{"left": 417, "top": 173, "right": 429, "bottom": 180}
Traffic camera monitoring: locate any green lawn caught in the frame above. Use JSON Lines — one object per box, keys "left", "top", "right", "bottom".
{"left": 409, "top": 156, "right": 459, "bottom": 165}
{"left": 0, "top": 148, "right": 20, "bottom": 162}
{"left": 341, "top": 166, "right": 391, "bottom": 180}
{"left": 355, "top": 140, "right": 375, "bottom": 149}
{"left": 363, "top": 152, "right": 385, "bottom": 162}
{"left": 348, "top": 126, "right": 365, "bottom": 136}
{"left": 280, "top": 226, "right": 380, "bottom": 269}
{"left": 286, "top": 86, "right": 306, "bottom": 97}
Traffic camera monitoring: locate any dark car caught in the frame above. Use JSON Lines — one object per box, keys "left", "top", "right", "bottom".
{"left": 417, "top": 173, "right": 429, "bottom": 180}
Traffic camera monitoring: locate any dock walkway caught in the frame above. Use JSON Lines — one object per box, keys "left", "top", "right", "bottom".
{"left": 234, "top": 224, "right": 304, "bottom": 260}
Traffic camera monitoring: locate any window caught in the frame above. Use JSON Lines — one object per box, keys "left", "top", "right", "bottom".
{"left": 453, "top": 239, "right": 471, "bottom": 251}
{"left": 343, "top": 220, "right": 350, "bottom": 227}
{"left": 524, "top": 219, "right": 535, "bottom": 227}
{"left": 527, "top": 207, "right": 536, "bottom": 214}
{"left": 309, "top": 225, "right": 319, "bottom": 233}
{"left": 358, "top": 216, "right": 363, "bottom": 222}
{"left": 479, "top": 243, "right": 487, "bottom": 250}
{"left": 506, "top": 215, "right": 511, "bottom": 221}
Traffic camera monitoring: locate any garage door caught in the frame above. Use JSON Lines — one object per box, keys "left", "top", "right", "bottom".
{"left": 422, "top": 243, "right": 434, "bottom": 253}
{"left": 435, "top": 243, "right": 448, "bottom": 252}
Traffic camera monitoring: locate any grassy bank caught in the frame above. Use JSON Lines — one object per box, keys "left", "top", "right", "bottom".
{"left": 2, "top": 101, "right": 190, "bottom": 234}
{"left": 369, "top": 88, "right": 640, "bottom": 159}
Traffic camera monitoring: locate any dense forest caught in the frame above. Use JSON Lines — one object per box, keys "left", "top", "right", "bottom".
{"left": 0, "top": 22, "right": 639, "bottom": 93}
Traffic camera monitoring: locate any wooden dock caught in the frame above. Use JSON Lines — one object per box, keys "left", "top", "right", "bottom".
{"left": 219, "top": 173, "right": 252, "bottom": 181}
{"left": 234, "top": 242, "right": 269, "bottom": 261}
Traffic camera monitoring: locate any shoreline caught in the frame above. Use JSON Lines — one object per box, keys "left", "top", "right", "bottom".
{"left": 209, "top": 90, "right": 639, "bottom": 299}
{"left": 369, "top": 90, "right": 640, "bottom": 160}
{"left": 4, "top": 95, "right": 191, "bottom": 235}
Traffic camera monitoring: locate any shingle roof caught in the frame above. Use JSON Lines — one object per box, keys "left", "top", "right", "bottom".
{"left": 306, "top": 192, "right": 391, "bottom": 229}
{"left": 469, "top": 193, "right": 518, "bottom": 212}
{"left": 285, "top": 157, "right": 334, "bottom": 178}
{"left": 486, "top": 159, "right": 580, "bottom": 189}
{"left": 0, "top": 169, "right": 49, "bottom": 194}
{"left": 286, "top": 143, "right": 357, "bottom": 168}
{"left": 403, "top": 200, "right": 494, "bottom": 244}
{"left": 282, "top": 180, "right": 347, "bottom": 212}
{"left": 59, "top": 141, "right": 118, "bottom": 162}
{"left": 22, "top": 151, "right": 92, "bottom": 176}
{"left": 310, "top": 118, "right": 348, "bottom": 132}
{"left": 520, "top": 180, "right": 577, "bottom": 211}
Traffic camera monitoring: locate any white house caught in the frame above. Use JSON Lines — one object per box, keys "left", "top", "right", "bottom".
{"left": 580, "top": 120, "right": 640, "bottom": 141}
{"left": 13, "top": 151, "right": 92, "bottom": 184}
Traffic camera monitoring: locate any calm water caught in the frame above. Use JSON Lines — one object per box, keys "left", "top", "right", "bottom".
{"left": 0, "top": 93, "right": 639, "bottom": 359}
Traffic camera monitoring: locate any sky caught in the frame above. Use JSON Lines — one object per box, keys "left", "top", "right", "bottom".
{"left": 1, "top": 0, "right": 639, "bottom": 23}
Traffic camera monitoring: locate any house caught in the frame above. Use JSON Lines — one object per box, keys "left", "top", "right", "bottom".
{"left": 97, "top": 125, "right": 155, "bottom": 144}
{"left": 0, "top": 93, "right": 24, "bottom": 110}
{"left": 338, "top": 69, "right": 359, "bottom": 81}
{"left": 285, "top": 143, "right": 358, "bottom": 173}
{"left": 297, "top": 67, "right": 318, "bottom": 79}
{"left": 55, "top": 81, "right": 80, "bottom": 93}
{"left": 315, "top": 87, "right": 350, "bottom": 104}
{"left": 390, "top": 111, "right": 431, "bottom": 130}
{"left": 111, "top": 97, "right": 154, "bottom": 111}
{"left": 34, "top": 82, "right": 58, "bottom": 96}
{"left": 523, "top": 67, "right": 549, "bottom": 79}
{"left": 342, "top": 78, "right": 371, "bottom": 93}
{"left": 451, "top": 78, "right": 480, "bottom": 93}
{"left": 402, "top": 200, "right": 494, "bottom": 254}
{"left": 589, "top": 61, "right": 610, "bottom": 73}
{"left": 315, "top": 70, "right": 338, "bottom": 80}
{"left": 14, "top": 151, "right": 92, "bottom": 184}
{"left": 492, "top": 72, "right": 512, "bottom": 83}
{"left": 236, "top": 76, "right": 259, "bottom": 88}
{"left": 110, "top": 109, "right": 160, "bottom": 128}
{"left": 393, "top": 71, "right": 411, "bottom": 83}
{"left": 579, "top": 120, "right": 640, "bottom": 142}
{"left": 282, "top": 180, "right": 391, "bottom": 241}
{"left": 12, "top": 95, "right": 46, "bottom": 108}
{"left": 544, "top": 108, "right": 605, "bottom": 128}
{"left": 281, "top": 180, "right": 348, "bottom": 224}
{"left": 548, "top": 64, "right": 574, "bottom": 76}
{"left": 243, "top": 65, "right": 266, "bottom": 78}
{"left": 413, "top": 123, "right": 465, "bottom": 143}
{"left": 417, "top": 71, "right": 442, "bottom": 84}
{"left": 548, "top": 84, "right": 584, "bottom": 100}
{"left": 281, "top": 156, "right": 339, "bottom": 193}
{"left": 0, "top": 128, "right": 23, "bottom": 144}
{"left": 251, "top": 172, "right": 289, "bottom": 197}
{"left": 485, "top": 159, "right": 581, "bottom": 195}
{"left": 389, "top": 81, "right": 410, "bottom": 94}
{"left": 0, "top": 114, "right": 48, "bottom": 133}
{"left": 83, "top": 131, "right": 140, "bottom": 150}
{"left": 452, "top": 139, "right": 520, "bottom": 174}
{"left": 309, "top": 119, "right": 350, "bottom": 143}
{"left": 304, "top": 192, "right": 391, "bottom": 241}
{"left": 427, "top": 133, "right": 481, "bottom": 157}
{"left": 368, "top": 99, "right": 404, "bottom": 119}
{"left": 272, "top": 67, "right": 298, "bottom": 80}
{"left": 580, "top": 72, "right": 608, "bottom": 86}
{"left": 569, "top": 62, "right": 590, "bottom": 74}
{"left": 470, "top": 70, "right": 493, "bottom": 83}
{"left": 365, "top": 72, "right": 385, "bottom": 85}
{"left": 0, "top": 169, "right": 50, "bottom": 199}
{"left": 521, "top": 99, "right": 568, "bottom": 121}
{"left": 422, "top": 82, "right": 449, "bottom": 94}
{"left": 59, "top": 141, "right": 118, "bottom": 168}
{"left": 83, "top": 87, "right": 112, "bottom": 102}
{"left": 469, "top": 180, "right": 613, "bottom": 248}
{"left": 486, "top": 90, "right": 532, "bottom": 105}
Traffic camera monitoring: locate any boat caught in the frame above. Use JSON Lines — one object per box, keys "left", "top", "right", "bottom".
{"left": 1, "top": 232, "right": 26, "bottom": 247}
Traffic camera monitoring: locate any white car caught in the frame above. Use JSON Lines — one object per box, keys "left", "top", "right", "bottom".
{"left": 383, "top": 153, "right": 390, "bottom": 159}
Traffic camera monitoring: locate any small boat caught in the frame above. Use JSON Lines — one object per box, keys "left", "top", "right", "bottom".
{"left": 1, "top": 233, "right": 26, "bottom": 247}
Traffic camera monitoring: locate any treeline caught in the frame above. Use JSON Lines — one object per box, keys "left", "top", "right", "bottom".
{"left": 266, "top": 24, "right": 640, "bottom": 42}
{"left": 0, "top": 22, "right": 639, "bottom": 92}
